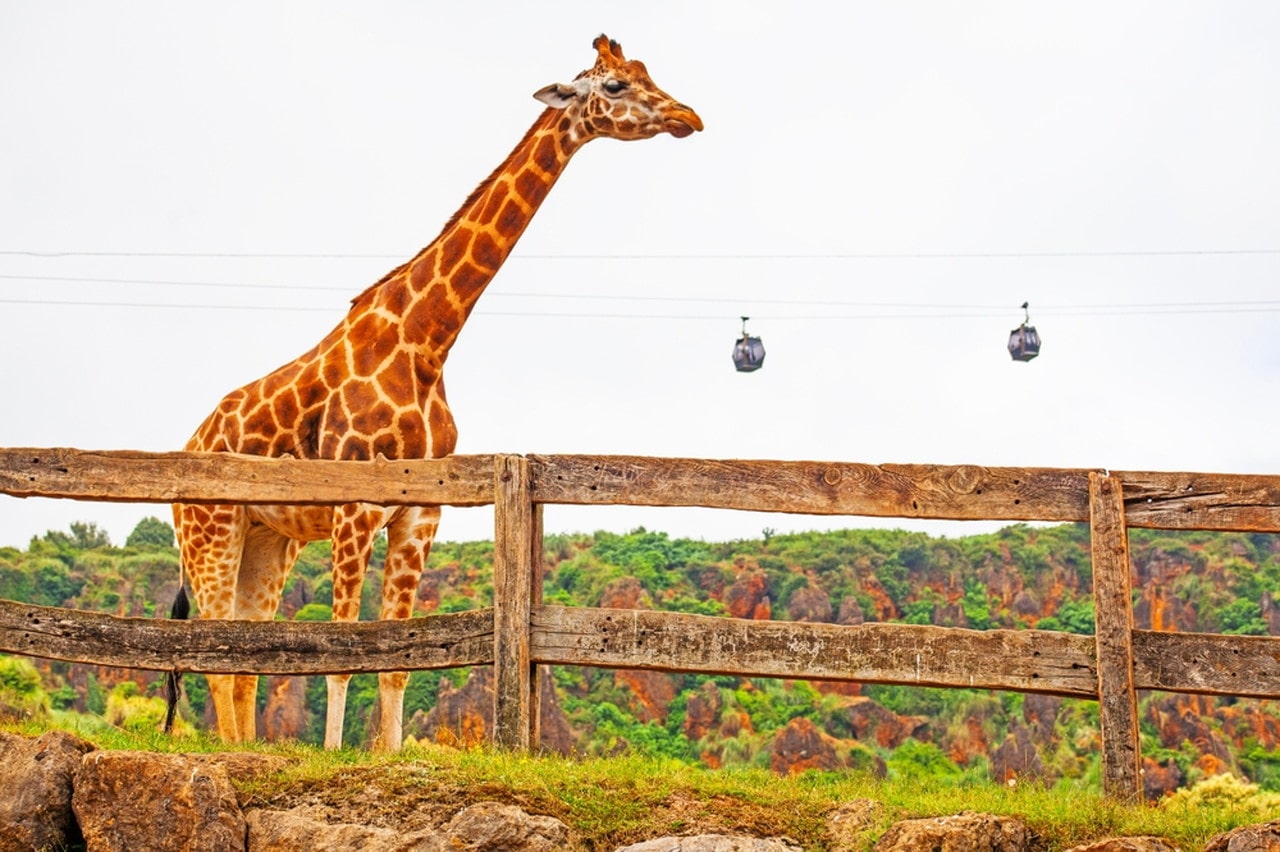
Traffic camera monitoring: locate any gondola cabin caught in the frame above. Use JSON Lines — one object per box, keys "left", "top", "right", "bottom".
{"left": 733, "top": 317, "right": 765, "bottom": 372}
{"left": 1007, "top": 302, "right": 1041, "bottom": 362}
{"left": 1008, "top": 324, "right": 1040, "bottom": 361}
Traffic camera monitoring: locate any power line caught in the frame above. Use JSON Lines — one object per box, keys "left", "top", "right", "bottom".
{"left": 4, "top": 273, "right": 1280, "bottom": 316}
{"left": 4, "top": 296, "right": 1278, "bottom": 320}
{"left": 0, "top": 273, "right": 353, "bottom": 292}
{"left": 2, "top": 248, "right": 1280, "bottom": 260}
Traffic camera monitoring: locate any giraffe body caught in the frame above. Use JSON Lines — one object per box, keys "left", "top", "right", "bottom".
{"left": 173, "top": 35, "right": 701, "bottom": 750}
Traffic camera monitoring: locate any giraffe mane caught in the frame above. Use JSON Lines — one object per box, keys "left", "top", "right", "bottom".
{"left": 348, "top": 106, "right": 562, "bottom": 312}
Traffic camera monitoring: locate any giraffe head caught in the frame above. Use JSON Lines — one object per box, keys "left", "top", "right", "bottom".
{"left": 533, "top": 34, "right": 703, "bottom": 143}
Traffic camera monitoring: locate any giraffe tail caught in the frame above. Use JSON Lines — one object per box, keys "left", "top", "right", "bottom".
{"left": 162, "top": 584, "right": 191, "bottom": 734}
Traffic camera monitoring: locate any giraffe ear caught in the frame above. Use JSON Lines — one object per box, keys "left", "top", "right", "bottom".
{"left": 533, "top": 83, "right": 578, "bottom": 108}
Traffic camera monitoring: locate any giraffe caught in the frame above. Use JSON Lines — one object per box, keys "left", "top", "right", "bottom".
{"left": 171, "top": 34, "right": 702, "bottom": 751}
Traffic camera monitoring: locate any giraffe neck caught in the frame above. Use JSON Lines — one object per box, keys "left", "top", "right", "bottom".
{"left": 358, "top": 108, "right": 583, "bottom": 359}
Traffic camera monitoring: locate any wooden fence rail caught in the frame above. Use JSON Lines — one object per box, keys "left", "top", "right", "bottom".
{"left": 3, "top": 446, "right": 1280, "bottom": 801}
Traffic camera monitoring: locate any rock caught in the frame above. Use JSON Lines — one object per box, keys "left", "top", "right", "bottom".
{"left": 247, "top": 809, "right": 420, "bottom": 851}
{"left": 770, "top": 717, "right": 840, "bottom": 774}
{"left": 600, "top": 576, "right": 653, "bottom": 610}
{"left": 248, "top": 801, "right": 570, "bottom": 852}
{"left": 443, "top": 801, "right": 570, "bottom": 851}
{"left": 724, "top": 573, "right": 771, "bottom": 620}
{"left": 841, "top": 696, "right": 928, "bottom": 749}
{"left": 1011, "top": 591, "right": 1041, "bottom": 619}
{"left": 788, "top": 584, "right": 832, "bottom": 623}
{"left": 261, "top": 675, "right": 309, "bottom": 741}
{"left": 873, "top": 811, "right": 1045, "bottom": 851}
{"left": 73, "top": 751, "right": 250, "bottom": 852}
{"left": 1204, "top": 818, "right": 1280, "bottom": 852}
{"left": 615, "top": 668, "right": 678, "bottom": 724}
{"left": 1021, "top": 695, "right": 1062, "bottom": 746}
{"left": 410, "top": 668, "right": 575, "bottom": 754}
{"left": 0, "top": 730, "right": 95, "bottom": 852}
{"left": 1066, "top": 838, "right": 1180, "bottom": 852}
{"left": 990, "top": 721, "right": 1052, "bottom": 785}
{"left": 836, "top": 596, "right": 866, "bottom": 625}
{"left": 826, "top": 800, "right": 883, "bottom": 851}
{"left": 615, "top": 835, "right": 802, "bottom": 851}
{"left": 683, "top": 681, "right": 723, "bottom": 741}
{"left": 1141, "top": 757, "right": 1185, "bottom": 800}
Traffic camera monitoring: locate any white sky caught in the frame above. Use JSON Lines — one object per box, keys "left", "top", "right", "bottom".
{"left": 2, "top": 2, "right": 1278, "bottom": 549}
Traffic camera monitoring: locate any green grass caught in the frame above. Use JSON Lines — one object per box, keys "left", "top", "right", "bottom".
{"left": 6, "top": 715, "right": 1279, "bottom": 850}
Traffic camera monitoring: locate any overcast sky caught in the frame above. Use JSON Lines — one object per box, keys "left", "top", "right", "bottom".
{"left": 2, "top": 2, "right": 1278, "bottom": 549}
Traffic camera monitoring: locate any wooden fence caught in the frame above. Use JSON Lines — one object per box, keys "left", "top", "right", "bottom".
{"left": 2, "top": 447, "right": 1280, "bottom": 801}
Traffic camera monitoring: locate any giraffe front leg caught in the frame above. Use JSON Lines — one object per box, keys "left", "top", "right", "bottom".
{"left": 374, "top": 506, "right": 438, "bottom": 751}
{"left": 324, "top": 503, "right": 380, "bottom": 749}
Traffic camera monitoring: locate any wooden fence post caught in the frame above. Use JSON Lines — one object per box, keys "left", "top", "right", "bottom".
{"left": 492, "top": 454, "right": 538, "bottom": 750}
{"left": 1089, "top": 471, "right": 1143, "bottom": 801}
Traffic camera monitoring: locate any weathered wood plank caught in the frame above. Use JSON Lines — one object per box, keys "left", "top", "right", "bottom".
{"left": 529, "top": 503, "right": 545, "bottom": 749}
{"left": 528, "top": 455, "right": 1094, "bottom": 522}
{"left": 0, "top": 598, "right": 493, "bottom": 674}
{"left": 1115, "top": 470, "right": 1280, "bottom": 532}
{"left": 530, "top": 605, "right": 1099, "bottom": 697}
{"left": 0, "top": 448, "right": 495, "bottom": 506}
{"left": 1133, "top": 630, "right": 1280, "bottom": 698}
{"left": 1090, "top": 472, "right": 1142, "bottom": 802}
{"left": 492, "top": 454, "right": 535, "bottom": 749}
{"left": 6, "top": 448, "right": 1279, "bottom": 532}
{"left": 527, "top": 456, "right": 1280, "bottom": 532}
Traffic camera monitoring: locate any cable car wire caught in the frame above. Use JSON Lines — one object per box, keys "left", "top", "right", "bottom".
{"left": 2, "top": 248, "right": 1279, "bottom": 260}
{"left": 3, "top": 275, "right": 1280, "bottom": 317}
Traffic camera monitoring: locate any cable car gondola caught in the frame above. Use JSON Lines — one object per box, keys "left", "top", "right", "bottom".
{"left": 732, "top": 316, "right": 765, "bottom": 372}
{"left": 1008, "top": 301, "right": 1041, "bottom": 362}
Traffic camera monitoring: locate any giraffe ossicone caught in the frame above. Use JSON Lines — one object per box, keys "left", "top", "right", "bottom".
{"left": 170, "top": 35, "right": 701, "bottom": 751}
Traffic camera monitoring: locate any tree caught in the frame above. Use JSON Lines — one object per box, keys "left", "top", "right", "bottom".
{"left": 44, "top": 522, "right": 111, "bottom": 551}
{"left": 126, "top": 516, "right": 175, "bottom": 549}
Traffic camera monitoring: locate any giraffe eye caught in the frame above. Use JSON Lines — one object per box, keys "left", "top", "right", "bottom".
{"left": 602, "top": 79, "right": 628, "bottom": 95}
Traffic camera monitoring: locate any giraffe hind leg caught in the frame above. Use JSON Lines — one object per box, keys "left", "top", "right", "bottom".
{"left": 231, "top": 524, "right": 303, "bottom": 742}
{"left": 325, "top": 674, "right": 352, "bottom": 749}
{"left": 376, "top": 671, "right": 409, "bottom": 752}
{"left": 173, "top": 502, "right": 248, "bottom": 743}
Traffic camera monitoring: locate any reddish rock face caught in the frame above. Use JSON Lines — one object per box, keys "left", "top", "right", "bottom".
{"left": 770, "top": 717, "right": 840, "bottom": 775}
{"left": 1143, "top": 757, "right": 1186, "bottom": 799}
{"left": 724, "top": 573, "right": 771, "bottom": 620}
{"left": 1147, "top": 694, "right": 1236, "bottom": 772}
{"left": 991, "top": 721, "right": 1052, "bottom": 785}
{"left": 682, "top": 682, "right": 722, "bottom": 741}
{"left": 614, "top": 669, "right": 677, "bottom": 724}
{"left": 599, "top": 576, "right": 650, "bottom": 610}
{"left": 408, "top": 668, "right": 575, "bottom": 754}
{"left": 835, "top": 596, "right": 866, "bottom": 625}
{"left": 787, "top": 584, "right": 832, "bottom": 623}
{"left": 947, "top": 716, "right": 991, "bottom": 766}
{"left": 1131, "top": 544, "right": 1202, "bottom": 632}
{"left": 1022, "top": 694, "right": 1063, "bottom": 746}
{"left": 841, "top": 697, "right": 927, "bottom": 749}
{"left": 260, "top": 676, "right": 308, "bottom": 741}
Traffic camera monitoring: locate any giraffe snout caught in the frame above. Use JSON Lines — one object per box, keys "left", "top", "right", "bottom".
{"left": 664, "top": 103, "right": 703, "bottom": 138}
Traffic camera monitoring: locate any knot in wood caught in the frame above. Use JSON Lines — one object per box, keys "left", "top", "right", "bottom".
{"left": 822, "top": 467, "right": 842, "bottom": 486}
{"left": 946, "top": 465, "right": 984, "bottom": 494}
